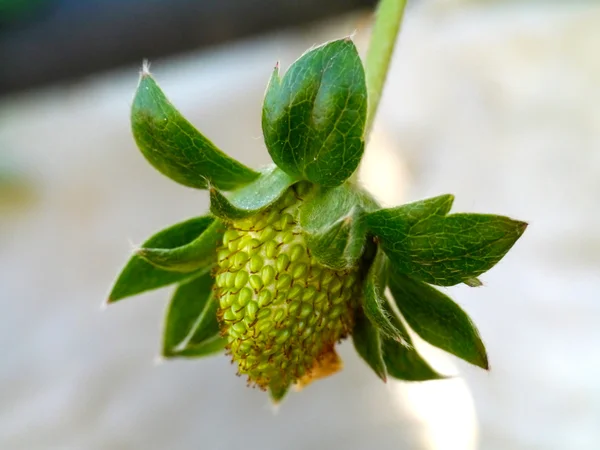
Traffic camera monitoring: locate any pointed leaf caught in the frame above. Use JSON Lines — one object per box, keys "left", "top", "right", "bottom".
{"left": 173, "top": 336, "right": 227, "bottom": 358}
{"left": 352, "top": 311, "right": 387, "bottom": 382}
{"left": 209, "top": 165, "right": 297, "bottom": 220}
{"left": 163, "top": 273, "right": 225, "bottom": 358}
{"left": 382, "top": 337, "right": 445, "bottom": 382}
{"left": 262, "top": 39, "right": 367, "bottom": 187}
{"left": 399, "top": 214, "right": 527, "bottom": 286}
{"left": 298, "top": 183, "right": 377, "bottom": 268}
{"left": 306, "top": 206, "right": 366, "bottom": 270}
{"left": 365, "top": 194, "right": 454, "bottom": 237}
{"left": 390, "top": 194, "right": 455, "bottom": 221}
{"left": 381, "top": 300, "right": 446, "bottom": 381}
{"left": 182, "top": 294, "right": 222, "bottom": 349}
{"left": 361, "top": 249, "right": 410, "bottom": 344}
{"left": 162, "top": 272, "right": 213, "bottom": 355}
{"left": 132, "top": 72, "right": 259, "bottom": 190}
{"left": 389, "top": 271, "right": 489, "bottom": 369}
{"left": 366, "top": 195, "right": 527, "bottom": 286}
{"left": 137, "top": 218, "right": 224, "bottom": 272}
{"left": 299, "top": 183, "right": 378, "bottom": 231}
{"left": 108, "top": 216, "right": 214, "bottom": 303}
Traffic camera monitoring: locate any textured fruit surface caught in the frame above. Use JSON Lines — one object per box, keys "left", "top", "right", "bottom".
{"left": 215, "top": 183, "right": 360, "bottom": 391}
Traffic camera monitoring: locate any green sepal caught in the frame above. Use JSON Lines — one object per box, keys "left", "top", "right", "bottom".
{"left": 305, "top": 206, "right": 366, "bottom": 270}
{"left": 173, "top": 337, "right": 227, "bottom": 358}
{"left": 364, "top": 194, "right": 453, "bottom": 238}
{"left": 136, "top": 218, "right": 224, "bottom": 273}
{"left": 299, "top": 183, "right": 377, "bottom": 269}
{"left": 268, "top": 382, "right": 291, "bottom": 404}
{"left": 381, "top": 301, "right": 446, "bottom": 381}
{"left": 382, "top": 337, "right": 446, "bottom": 382}
{"left": 365, "top": 194, "right": 527, "bottom": 286}
{"left": 262, "top": 39, "right": 367, "bottom": 187}
{"left": 162, "top": 273, "right": 226, "bottom": 358}
{"left": 132, "top": 72, "right": 259, "bottom": 190}
{"left": 108, "top": 216, "right": 214, "bottom": 303}
{"left": 384, "top": 194, "right": 455, "bottom": 220}
{"left": 362, "top": 249, "right": 410, "bottom": 344}
{"left": 389, "top": 271, "right": 489, "bottom": 369}
{"left": 175, "top": 296, "right": 224, "bottom": 357}
{"left": 352, "top": 310, "right": 387, "bottom": 382}
{"left": 209, "top": 165, "right": 297, "bottom": 220}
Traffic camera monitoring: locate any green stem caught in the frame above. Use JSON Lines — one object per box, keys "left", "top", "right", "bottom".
{"left": 365, "top": 0, "right": 408, "bottom": 137}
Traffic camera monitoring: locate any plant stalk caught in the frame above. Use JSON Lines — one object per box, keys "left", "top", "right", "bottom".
{"left": 364, "top": 0, "right": 408, "bottom": 137}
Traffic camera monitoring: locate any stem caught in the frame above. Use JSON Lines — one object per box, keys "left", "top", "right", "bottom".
{"left": 365, "top": 0, "right": 408, "bottom": 137}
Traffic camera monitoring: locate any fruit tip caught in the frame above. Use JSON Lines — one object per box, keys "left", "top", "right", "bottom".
{"left": 153, "top": 354, "right": 165, "bottom": 366}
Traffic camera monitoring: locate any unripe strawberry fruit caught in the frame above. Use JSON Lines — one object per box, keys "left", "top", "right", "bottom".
{"left": 215, "top": 182, "right": 360, "bottom": 391}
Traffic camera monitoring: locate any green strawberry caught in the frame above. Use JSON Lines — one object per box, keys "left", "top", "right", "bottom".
{"left": 215, "top": 182, "right": 359, "bottom": 391}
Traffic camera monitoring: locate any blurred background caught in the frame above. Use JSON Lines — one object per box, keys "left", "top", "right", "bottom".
{"left": 1, "top": 0, "right": 599, "bottom": 449}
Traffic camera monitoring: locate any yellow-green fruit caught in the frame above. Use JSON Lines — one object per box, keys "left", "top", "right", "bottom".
{"left": 215, "top": 183, "right": 360, "bottom": 390}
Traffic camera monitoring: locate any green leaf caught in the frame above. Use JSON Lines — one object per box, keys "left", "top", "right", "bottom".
{"left": 361, "top": 249, "right": 410, "bottom": 344}
{"left": 365, "top": 195, "right": 527, "bottom": 286}
{"left": 132, "top": 72, "right": 259, "bottom": 190}
{"left": 401, "top": 214, "right": 527, "bottom": 286}
{"left": 380, "top": 300, "right": 446, "bottom": 381}
{"left": 305, "top": 206, "right": 366, "bottom": 270}
{"left": 299, "top": 183, "right": 379, "bottom": 230}
{"left": 182, "top": 296, "right": 223, "bottom": 352}
{"left": 162, "top": 273, "right": 226, "bottom": 358}
{"left": 108, "top": 216, "right": 214, "bottom": 303}
{"left": 389, "top": 194, "right": 455, "bottom": 222}
{"left": 388, "top": 271, "right": 489, "bottom": 369}
{"left": 365, "top": 194, "right": 454, "bottom": 237}
{"left": 262, "top": 39, "right": 367, "bottom": 187}
{"left": 352, "top": 311, "right": 387, "bottom": 382}
{"left": 136, "top": 218, "right": 224, "bottom": 272}
{"left": 268, "top": 382, "right": 291, "bottom": 404}
{"left": 162, "top": 272, "right": 213, "bottom": 355}
{"left": 209, "top": 165, "right": 298, "bottom": 220}
{"left": 382, "top": 337, "right": 445, "bottom": 382}
{"left": 298, "top": 183, "right": 377, "bottom": 269}
{"left": 173, "top": 337, "right": 227, "bottom": 358}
